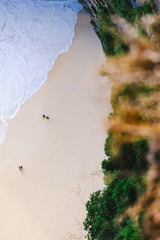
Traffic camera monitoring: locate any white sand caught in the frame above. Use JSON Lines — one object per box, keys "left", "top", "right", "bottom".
{"left": 0, "top": 11, "right": 111, "bottom": 240}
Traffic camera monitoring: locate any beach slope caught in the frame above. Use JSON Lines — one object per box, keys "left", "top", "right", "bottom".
{"left": 0, "top": 11, "right": 111, "bottom": 240}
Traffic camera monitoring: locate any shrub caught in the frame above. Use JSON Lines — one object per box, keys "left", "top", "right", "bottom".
{"left": 84, "top": 176, "right": 143, "bottom": 239}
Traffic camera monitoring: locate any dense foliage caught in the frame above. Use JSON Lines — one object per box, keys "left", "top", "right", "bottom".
{"left": 102, "top": 135, "right": 149, "bottom": 174}
{"left": 91, "top": 0, "right": 157, "bottom": 55}
{"left": 83, "top": 1, "right": 160, "bottom": 239}
{"left": 97, "top": 8, "right": 129, "bottom": 56}
{"left": 84, "top": 129, "right": 149, "bottom": 239}
{"left": 84, "top": 178, "right": 144, "bottom": 240}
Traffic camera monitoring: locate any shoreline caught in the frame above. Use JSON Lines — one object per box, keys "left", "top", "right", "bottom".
{"left": 0, "top": 0, "right": 82, "bottom": 146}
{"left": 0, "top": 10, "right": 111, "bottom": 239}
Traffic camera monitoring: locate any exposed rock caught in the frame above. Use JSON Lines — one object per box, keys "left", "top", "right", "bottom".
{"left": 79, "top": 0, "right": 159, "bottom": 52}
{"left": 154, "top": 0, "right": 160, "bottom": 12}
{"left": 78, "top": 0, "right": 106, "bottom": 48}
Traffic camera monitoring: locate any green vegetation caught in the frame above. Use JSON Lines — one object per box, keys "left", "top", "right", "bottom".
{"left": 96, "top": 0, "right": 157, "bottom": 55}
{"left": 112, "top": 83, "right": 160, "bottom": 106}
{"left": 83, "top": 0, "right": 160, "bottom": 239}
{"left": 102, "top": 135, "right": 149, "bottom": 174}
{"left": 84, "top": 71, "right": 155, "bottom": 239}
{"left": 84, "top": 69, "right": 160, "bottom": 239}
{"left": 84, "top": 176, "right": 145, "bottom": 239}
{"left": 98, "top": 8, "right": 129, "bottom": 56}
{"left": 84, "top": 125, "right": 149, "bottom": 239}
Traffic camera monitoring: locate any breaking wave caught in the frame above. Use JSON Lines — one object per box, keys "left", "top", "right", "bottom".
{"left": 0, "top": 0, "right": 82, "bottom": 143}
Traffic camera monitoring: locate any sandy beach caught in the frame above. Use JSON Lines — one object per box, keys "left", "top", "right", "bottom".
{"left": 0, "top": 10, "right": 111, "bottom": 240}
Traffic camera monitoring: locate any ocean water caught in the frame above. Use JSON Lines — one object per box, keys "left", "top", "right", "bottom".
{"left": 0, "top": 0, "right": 82, "bottom": 144}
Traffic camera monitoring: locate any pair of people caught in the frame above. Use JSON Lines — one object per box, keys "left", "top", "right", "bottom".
{"left": 42, "top": 114, "right": 49, "bottom": 120}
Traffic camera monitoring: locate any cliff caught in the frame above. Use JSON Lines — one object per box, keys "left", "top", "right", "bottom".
{"left": 78, "top": 0, "right": 107, "bottom": 49}
{"left": 79, "top": 0, "right": 158, "bottom": 55}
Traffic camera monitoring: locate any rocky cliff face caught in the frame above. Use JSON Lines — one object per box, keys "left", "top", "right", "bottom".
{"left": 79, "top": 0, "right": 106, "bottom": 48}
{"left": 79, "top": 0, "right": 158, "bottom": 53}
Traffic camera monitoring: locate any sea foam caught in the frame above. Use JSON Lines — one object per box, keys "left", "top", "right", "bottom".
{"left": 0, "top": 0, "right": 82, "bottom": 144}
